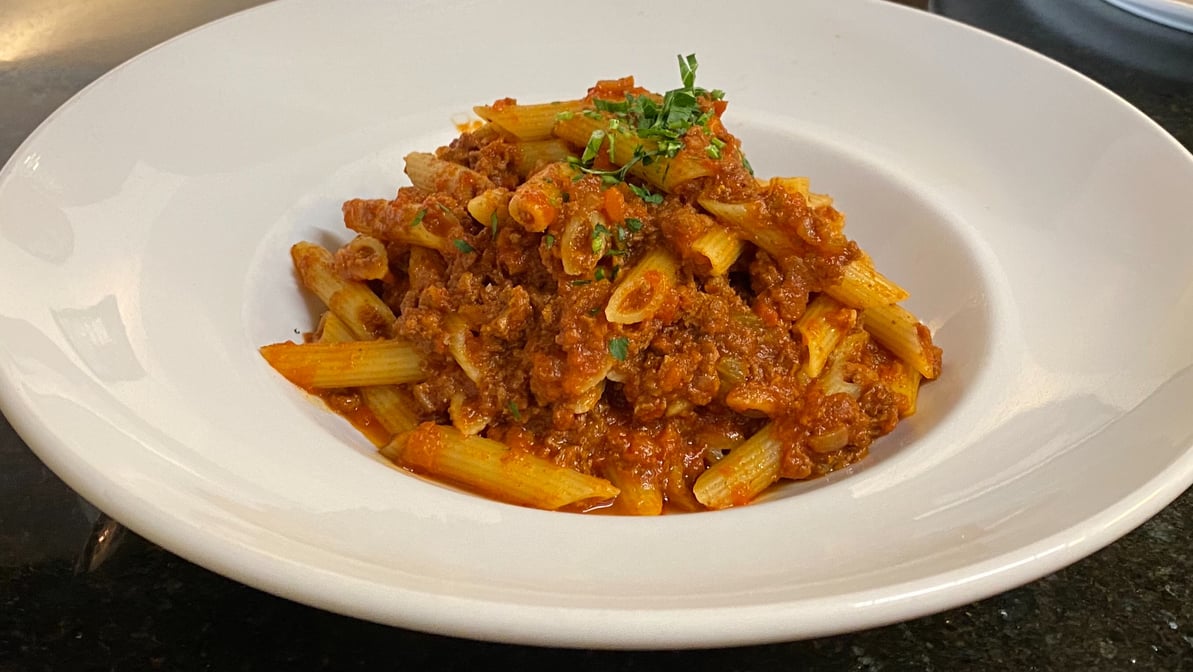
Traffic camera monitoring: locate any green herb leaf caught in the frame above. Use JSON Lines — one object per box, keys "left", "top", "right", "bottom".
{"left": 582, "top": 130, "right": 606, "bottom": 164}
{"left": 571, "top": 279, "right": 592, "bottom": 286}
{"left": 410, "top": 208, "right": 426, "bottom": 227}
{"left": 628, "top": 184, "right": 662, "bottom": 205}
{"left": 595, "top": 267, "right": 606, "bottom": 281}
{"left": 507, "top": 401, "right": 523, "bottom": 421}
{"left": 678, "top": 54, "right": 698, "bottom": 90}
{"left": 490, "top": 212, "right": 499, "bottom": 239}
{"left": 544, "top": 233, "right": 556, "bottom": 248}
{"left": 453, "top": 239, "right": 476, "bottom": 254}
{"left": 608, "top": 336, "right": 630, "bottom": 362}
{"left": 624, "top": 217, "right": 644, "bottom": 232}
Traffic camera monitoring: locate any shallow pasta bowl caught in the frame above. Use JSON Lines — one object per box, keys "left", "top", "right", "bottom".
{"left": 1, "top": 0, "right": 1192, "bottom": 649}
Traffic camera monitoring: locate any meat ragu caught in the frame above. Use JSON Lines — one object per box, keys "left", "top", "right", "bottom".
{"left": 260, "top": 56, "right": 942, "bottom": 514}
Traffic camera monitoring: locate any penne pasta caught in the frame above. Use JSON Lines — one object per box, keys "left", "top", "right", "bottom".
{"left": 260, "top": 340, "right": 426, "bottom": 388}
{"left": 795, "top": 295, "right": 858, "bottom": 378}
{"left": 334, "top": 234, "right": 389, "bottom": 281}
{"left": 697, "top": 197, "right": 801, "bottom": 260}
{"left": 341, "top": 199, "right": 457, "bottom": 253}
{"left": 690, "top": 225, "right": 745, "bottom": 277}
{"left": 473, "top": 99, "right": 587, "bottom": 141}
{"left": 291, "top": 242, "right": 397, "bottom": 340}
{"left": 512, "top": 139, "right": 576, "bottom": 178}
{"left": 824, "top": 256, "right": 910, "bottom": 308}
{"left": 404, "top": 152, "right": 495, "bottom": 202}
{"left": 381, "top": 424, "right": 619, "bottom": 510}
{"left": 604, "top": 463, "right": 664, "bottom": 516}
{"left": 862, "top": 303, "right": 942, "bottom": 380}
{"left": 817, "top": 331, "right": 870, "bottom": 398}
{"left": 692, "top": 423, "right": 781, "bottom": 510}
{"left": 507, "top": 162, "right": 574, "bottom": 232}
{"left": 466, "top": 188, "right": 512, "bottom": 231}
{"left": 604, "top": 248, "right": 679, "bottom": 324}
{"left": 361, "top": 385, "right": 421, "bottom": 435}
{"left": 444, "top": 315, "right": 483, "bottom": 384}
{"left": 886, "top": 359, "right": 923, "bottom": 418}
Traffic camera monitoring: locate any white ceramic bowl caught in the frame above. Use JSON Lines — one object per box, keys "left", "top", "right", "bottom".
{"left": 1, "top": 0, "right": 1191, "bottom": 649}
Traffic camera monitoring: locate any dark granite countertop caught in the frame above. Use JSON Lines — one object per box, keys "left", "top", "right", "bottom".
{"left": 2, "top": 1, "right": 1191, "bottom": 669}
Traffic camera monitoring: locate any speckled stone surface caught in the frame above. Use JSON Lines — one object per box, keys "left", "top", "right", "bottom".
{"left": 1, "top": 1, "right": 1191, "bottom": 670}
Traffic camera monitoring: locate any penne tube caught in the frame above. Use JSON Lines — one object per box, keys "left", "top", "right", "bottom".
{"left": 314, "top": 310, "right": 356, "bottom": 344}
{"left": 690, "top": 225, "right": 745, "bottom": 277}
{"left": 381, "top": 424, "right": 619, "bottom": 510}
{"left": 404, "top": 152, "right": 495, "bottom": 202}
{"left": 559, "top": 209, "right": 606, "bottom": 276}
{"left": 444, "top": 315, "right": 483, "bottom": 384}
{"left": 260, "top": 340, "right": 426, "bottom": 388}
{"left": 553, "top": 113, "right": 713, "bottom": 192}
{"left": 699, "top": 193, "right": 855, "bottom": 266}
{"left": 698, "top": 197, "right": 800, "bottom": 260}
{"left": 886, "top": 359, "right": 922, "bottom": 418}
{"left": 605, "top": 248, "right": 679, "bottom": 324}
{"left": 565, "top": 378, "right": 606, "bottom": 415}
{"left": 473, "top": 99, "right": 587, "bottom": 141}
{"left": 513, "top": 139, "right": 576, "bottom": 178}
{"left": 824, "top": 256, "right": 910, "bottom": 308}
{"left": 466, "top": 188, "right": 512, "bottom": 230}
{"left": 449, "top": 393, "right": 491, "bottom": 436}
{"left": 361, "top": 385, "right": 421, "bottom": 435}
{"left": 795, "top": 295, "right": 858, "bottom": 378}
{"left": 508, "top": 162, "right": 574, "bottom": 232}
{"left": 817, "top": 331, "right": 870, "bottom": 398}
{"left": 334, "top": 234, "right": 389, "bottom": 281}
{"left": 692, "top": 423, "right": 781, "bottom": 510}
{"left": 316, "top": 311, "right": 422, "bottom": 437}
{"left": 862, "top": 303, "right": 942, "bottom": 380}
{"left": 341, "top": 199, "right": 456, "bottom": 253}
{"left": 291, "top": 242, "right": 397, "bottom": 340}
{"left": 772, "top": 176, "right": 834, "bottom": 211}
{"left": 603, "top": 463, "right": 664, "bottom": 516}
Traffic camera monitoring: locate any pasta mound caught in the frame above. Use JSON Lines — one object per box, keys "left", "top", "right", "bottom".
{"left": 261, "top": 57, "right": 941, "bottom": 513}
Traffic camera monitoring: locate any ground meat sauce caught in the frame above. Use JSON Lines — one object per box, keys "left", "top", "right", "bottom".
{"left": 290, "top": 70, "right": 941, "bottom": 513}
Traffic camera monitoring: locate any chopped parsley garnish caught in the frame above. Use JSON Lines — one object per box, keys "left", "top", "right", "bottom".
{"left": 571, "top": 279, "right": 592, "bottom": 286}
{"left": 594, "top": 267, "right": 607, "bottom": 281}
{"left": 624, "top": 217, "right": 643, "bottom": 232}
{"left": 566, "top": 54, "right": 726, "bottom": 202}
{"left": 490, "top": 212, "right": 499, "bottom": 239}
{"left": 581, "top": 130, "right": 606, "bottom": 164}
{"left": 507, "top": 401, "right": 522, "bottom": 421}
{"left": 608, "top": 337, "right": 629, "bottom": 362}
{"left": 410, "top": 208, "right": 426, "bottom": 227}
{"left": 706, "top": 136, "right": 726, "bottom": 159}
{"left": 544, "top": 233, "right": 556, "bottom": 248}
{"left": 591, "top": 223, "right": 610, "bottom": 254}
{"left": 453, "top": 239, "right": 476, "bottom": 254}
{"left": 628, "top": 183, "right": 663, "bottom": 205}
